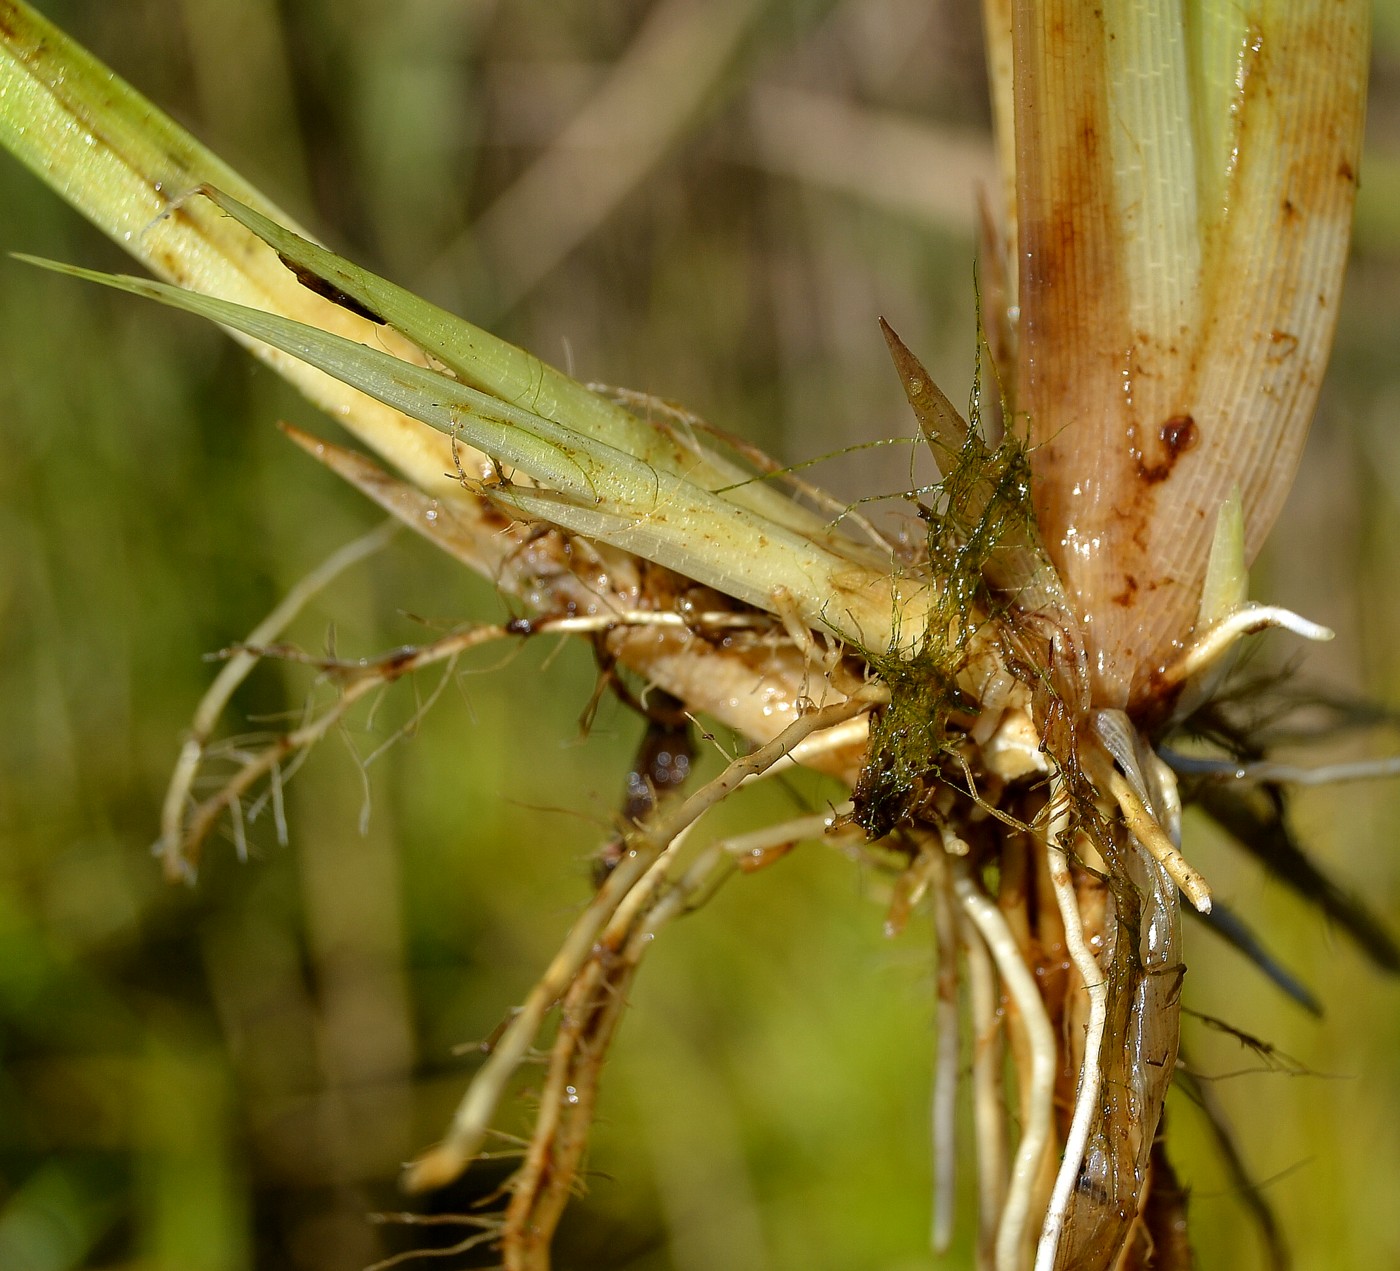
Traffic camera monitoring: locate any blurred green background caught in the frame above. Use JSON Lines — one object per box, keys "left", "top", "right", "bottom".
{"left": 0, "top": 2, "right": 1397, "bottom": 1268}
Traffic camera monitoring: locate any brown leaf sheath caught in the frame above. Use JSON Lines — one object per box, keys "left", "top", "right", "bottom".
{"left": 1011, "top": 0, "right": 1368, "bottom": 710}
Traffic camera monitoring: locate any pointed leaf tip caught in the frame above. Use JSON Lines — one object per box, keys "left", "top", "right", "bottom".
{"left": 879, "top": 319, "right": 970, "bottom": 462}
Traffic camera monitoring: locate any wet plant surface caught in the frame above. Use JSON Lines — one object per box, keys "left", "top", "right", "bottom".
{"left": 1, "top": 3, "right": 1399, "bottom": 1270}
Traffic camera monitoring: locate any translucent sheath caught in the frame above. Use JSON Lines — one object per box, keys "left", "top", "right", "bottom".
{"left": 1005, "top": 0, "right": 1368, "bottom": 707}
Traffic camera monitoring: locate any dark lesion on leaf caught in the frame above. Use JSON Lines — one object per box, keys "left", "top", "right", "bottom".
{"left": 276, "top": 250, "right": 388, "bottom": 325}
{"left": 1136, "top": 414, "right": 1200, "bottom": 484}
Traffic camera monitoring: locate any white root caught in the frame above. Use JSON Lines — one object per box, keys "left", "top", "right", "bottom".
{"left": 1035, "top": 780, "right": 1109, "bottom": 1271}
{"left": 1160, "top": 601, "right": 1333, "bottom": 689}
{"left": 950, "top": 856, "right": 1056, "bottom": 1271}
{"left": 1090, "top": 713, "right": 1210, "bottom": 912}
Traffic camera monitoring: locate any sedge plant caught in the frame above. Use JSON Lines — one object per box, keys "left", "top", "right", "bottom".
{"left": 1, "top": 2, "right": 1396, "bottom": 1269}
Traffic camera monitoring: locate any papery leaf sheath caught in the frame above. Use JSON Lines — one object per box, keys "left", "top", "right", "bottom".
{"left": 1010, "top": 0, "right": 1368, "bottom": 708}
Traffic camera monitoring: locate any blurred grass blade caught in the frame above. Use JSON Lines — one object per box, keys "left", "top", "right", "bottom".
{"left": 1189, "top": 902, "right": 1321, "bottom": 1015}
{"left": 1197, "top": 783, "right": 1400, "bottom": 972}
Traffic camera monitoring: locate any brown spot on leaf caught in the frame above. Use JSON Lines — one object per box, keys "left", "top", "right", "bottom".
{"left": 1160, "top": 414, "right": 1199, "bottom": 456}
{"left": 1136, "top": 415, "right": 1198, "bottom": 484}
{"left": 1266, "top": 330, "right": 1299, "bottom": 362}
{"left": 276, "top": 252, "right": 387, "bottom": 324}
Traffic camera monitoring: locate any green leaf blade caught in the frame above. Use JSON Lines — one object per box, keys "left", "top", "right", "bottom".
{"left": 20, "top": 253, "right": 918, "bottom": 650}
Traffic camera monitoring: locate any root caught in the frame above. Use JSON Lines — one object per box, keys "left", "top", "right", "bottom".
{"left": 1160, "top": 602, "right": 1333, "bottom": 691}
{"left": 364, "top": 1217, "right": 502, "bottom": 1271}
{"left": 1036, "top": 778, "right": 1109, "bottom": 1271}
{"left": 155, "top": 500, "right": 1264, "bottom": 1271}
{"left": 162, "top": 601, "right": 775, "bottom": 880}
{"left": 157, "top": 519, "right": 400, "bottom": 881}
{"left": 500, "top": 956, "right": 627, "bottom": 1270}
{"left": 949, "top": 854, "right": 1056, "bottom": 1271}
{"left": 1105, "top": 767, "right": 1211, "bottom": 913}
{"left": 403, "top": 686, "right": 885, "bottom": 1198}
{"left": 173, "top": 619, "right": 517, "bottom": 879}
{"left": 499, "top": 808, "right": 866, "bottom": 1268}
